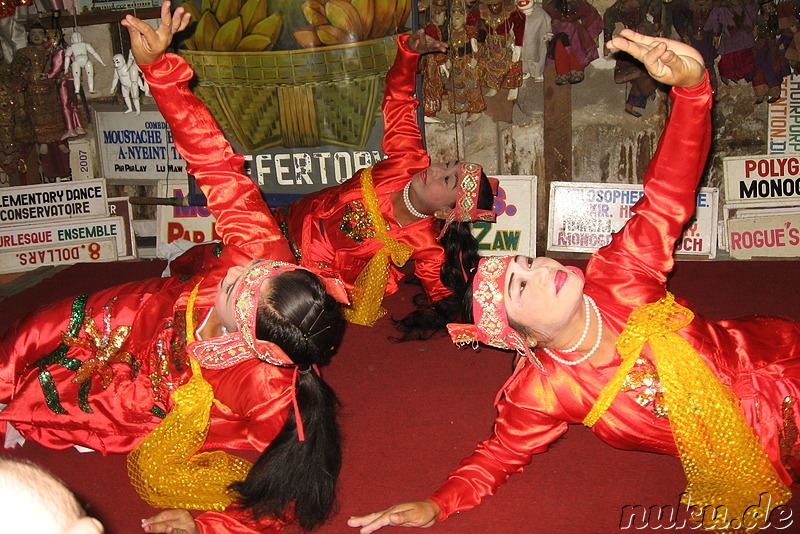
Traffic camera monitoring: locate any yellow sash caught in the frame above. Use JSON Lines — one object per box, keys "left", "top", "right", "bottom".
{"left": 584, "top": 293, "right": 790, "bottom": 530}
{"left": 342, "top": 167, "right": 414, "bottom": 326}
{"left": 127, "top": 283, "right": 252, "bottom": 510}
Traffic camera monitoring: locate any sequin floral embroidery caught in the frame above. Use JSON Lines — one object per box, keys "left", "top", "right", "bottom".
{"left": 621, "top": 356, "right": 668, "bottom": 418}
{"left": 63, "top": 298, "right": 137, "bottom": 388}
{"left": 340, "top": 201, "right": 377, "bottom": 243}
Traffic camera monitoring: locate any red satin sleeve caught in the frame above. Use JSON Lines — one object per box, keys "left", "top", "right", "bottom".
{"left": 400, "top": 223, "right": 450, "bottom": 302}
{"left": 196, "top": 504, "right": 289, "bottom": 533}
{"left": 201, "top": 359, "right": 293, "bottom": 451}
{"left": 138, "top": 54, "right": 294, "bottom": 264}
{"left": 586, "top": 75, "right": 713, "bottom": 306}
{"left": 429, "top": 370, "right": 568, "bottom": 519}
{"left": 381, "top": 34, "right": 424, "bottom": 159}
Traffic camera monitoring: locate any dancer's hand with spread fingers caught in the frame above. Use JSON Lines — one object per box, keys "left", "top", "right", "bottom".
{"left": 121, "top": 1, "right": 191, "bottom": 65}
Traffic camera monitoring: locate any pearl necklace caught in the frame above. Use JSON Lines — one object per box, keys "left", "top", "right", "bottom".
{"left": 403, "top": 182, "right": 428, "bottom": 219}
{"left": 542, "top": 294, "right": 603, "bottom": 366}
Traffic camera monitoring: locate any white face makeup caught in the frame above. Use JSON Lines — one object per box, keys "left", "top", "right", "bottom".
{"left": 502, "top": 255, "right": 586, "bottom": 344}
{"left": 215, "top": 264, "right": 246, "bottom": 333}
{"left": 214, "top": 259, "right": 274, "bottom": 334}
{"left": 408, "top": 161, "right": 461, "bottom": 215}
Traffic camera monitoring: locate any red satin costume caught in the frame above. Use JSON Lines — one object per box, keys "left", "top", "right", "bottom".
{"left": 430, "top": 76, "right": 800, "bottom": 518}
{"left": 275, "top": 34, "right": 450, "bottom": 303}
{"left": 0, "top": 54, "right": 302, "bottom": 533}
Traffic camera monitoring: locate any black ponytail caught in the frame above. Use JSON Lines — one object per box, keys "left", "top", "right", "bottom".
{"left": 230, "top": 269, "right": 344, "bottom": 530}
{"left": 392, "top": 172, "right": 495, "bottom": 341}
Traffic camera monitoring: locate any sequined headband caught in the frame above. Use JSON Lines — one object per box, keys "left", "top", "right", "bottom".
{"left": 236, "top": 260, "right": 349, "bottom": 366}
{"left": 190, "top": 260, "right": 348, "bottom": 370}
{"left": 447, "top": 256, "right": 545, "bottom": 372}
{"left": 438, "top": 163, "right": 500, "bottom": 239}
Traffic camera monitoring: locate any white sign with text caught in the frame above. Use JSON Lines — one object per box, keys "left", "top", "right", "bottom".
{"left": 472, "top": 175, "right": 537, "bottom": 257}
{"left": 723, "top": 155, "right": 800, "bottom": 206}
{"left": 156, "top": 180, "right": 218, "bottom": 256}
{"left": 0, "top": 238, "right": 118, "bottom": 275}
{"left": 547, "top": 182, "right": 718, "bottom": 257}
{"left": 0, "top": 179, "right": 108, "bottom": 227}
{"left": 726, "top": 211, "right": 800, "bottom": 259}
{"left": 93, "top": 105, "right": 188, "bottom": 182}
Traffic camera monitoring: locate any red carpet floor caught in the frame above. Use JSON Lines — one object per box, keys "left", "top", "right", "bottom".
{"left": 1, "top": 259, "right": 799, "bottom": 534}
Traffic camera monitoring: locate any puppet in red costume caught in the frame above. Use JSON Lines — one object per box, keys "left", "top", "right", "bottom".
{"left": 349, "top": 30, "right": 800, "bottom": 533}
{"left": 467, "top": 0, "right": 526, "bottom": 99}
{"left": 1, "top": 5, "right": 348, "bottom": 533}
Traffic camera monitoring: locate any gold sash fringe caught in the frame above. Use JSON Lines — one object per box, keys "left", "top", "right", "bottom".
{"left": 127, "top": 283, "right": 252, "bottom": 510}
{"left": 342, "top": 167, "right": 413, "bottom": 327}
{"left": 584, "top": 293, "right": 791, "bottom": 531}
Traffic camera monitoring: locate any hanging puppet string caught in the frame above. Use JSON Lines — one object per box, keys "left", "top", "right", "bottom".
{"left": 446, "top": 0, "right": 468, "bottom": 160}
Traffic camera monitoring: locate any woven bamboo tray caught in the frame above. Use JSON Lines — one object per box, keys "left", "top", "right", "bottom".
{"left": 180, "top": 35, "right": 398, "bottom": 151}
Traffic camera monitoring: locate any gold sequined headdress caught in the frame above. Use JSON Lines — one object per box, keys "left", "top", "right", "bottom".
{"left": 447, "top": 256, "right": 546, "bottom": 372}
{"left": 438, "top": 163, "right": 499, "bottom": 239}
{"left": 190, "top": 260, "right": 348, "bottom": 370}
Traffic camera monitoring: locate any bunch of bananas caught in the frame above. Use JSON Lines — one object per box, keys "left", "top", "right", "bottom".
{"left": 294, "top": 0, "right": 411, "bottom": 48}
{"left": 181, "top": 0, "right": 283, "bottom": 52}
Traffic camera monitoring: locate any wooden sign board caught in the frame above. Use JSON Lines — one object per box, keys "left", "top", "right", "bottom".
{"left": 93, "top": 105, "right": 188, "bottom": 183}
{"left": 547, "top": 182, "right": 718, "bottom": 258}
{"left": 473, "top": 175, "right": 537, "bottom": 257}
{"left": 722, "top": 155, "right": 800, "bottom": 206}
{"left": 156, "top": 180, "right": 218, "bottom": 256}
{"left": 0, "top": 179, "right": 108, "bottom": 227}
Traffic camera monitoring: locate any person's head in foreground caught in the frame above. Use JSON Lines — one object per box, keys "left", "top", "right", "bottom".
{"left": 0, "top": 456, "right": 104, "bottom": 534}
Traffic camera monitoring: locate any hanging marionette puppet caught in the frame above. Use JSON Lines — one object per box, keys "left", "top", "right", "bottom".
{"left": 516, "top": 0, "right": 552, "bottom": 83}
{"left": 64, "top": 29, "right": 105, "bottom": 94}
{"left": 110, "top": 52, "right": 141, "bottom": 115}
{"left": 127, "top": 49, "right": 150, "bottom": 97}
{"left": 421, "top": 0, "right": 450, "bottom": 121}
{"left": 449, "top": 0, "right": 486, "bottom": 119}
{"left": 468, "top": 0, "right": 526, "bottom": 99}
{"left": 47, "top": 27, "right": 85, "bottom": 139}
{"left": 543, "top": 0, "right": 603, "bottom": 85}
{"left": 603, "top": 0, "right": 661, "bottom": 117}
{"left": 12, "top": 22, "right": 70, "bottom": 180}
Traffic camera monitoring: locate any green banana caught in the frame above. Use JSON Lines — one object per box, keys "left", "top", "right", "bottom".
{"left": 235, "top": 33, "right": 273, "bottom": 51}
{"left": 370, "top": 0, "right": 397, "bottom": 38}
{"left": 302, "top": 0, "right": 328, "bottom": 27}
{"left": 240, "top": 0, "right": 267, "bottom": 34}
{"left": 212, "top": 15, "right": 243, "bottom": 51}
{"left": 250, "top": 13, "right": 283, "bottom": 44}
{"left": 394, "top": 0, "right": 410, "bottom": 33}
{"left": 294, "top": 27, "right": 323, "bottom": 48}
{"left": 180, "top": 0, "right": 202, "bottom": 24}
{"left": 317, "top": 23, "right": 354, "bottom": 45}
{"left": 214, "top": 0, "right": 242, "bottom": 25}
{"left": 351, "top": 0, "right": 374, "bottom": 38}
{"left": 194, "top": 10, "right": 220, "bottom": 50}
{"left": 326, "top": 0, "right": 363, "bottom": 40}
